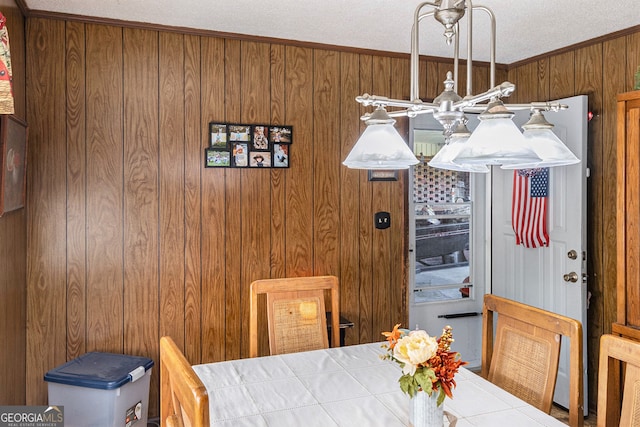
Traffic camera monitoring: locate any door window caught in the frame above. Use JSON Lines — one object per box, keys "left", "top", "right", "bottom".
{"left": 413, "top": 130, "right": 472, "bottom": 303}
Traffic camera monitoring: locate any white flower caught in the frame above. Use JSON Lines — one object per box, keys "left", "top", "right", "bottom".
{"left": 393, "top": 330, "right": 438, "bottom": 376}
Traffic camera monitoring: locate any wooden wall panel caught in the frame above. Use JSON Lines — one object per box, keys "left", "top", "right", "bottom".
{"left": 24, "top": 14, "right": 640, "bottom": 416}
{"left": 626, "top": 33, "right": 640, "bottom": 88}
{"left": 200, "top": 37, "right": 226, "bottom": 364}
{"left": 238, "top": 41, "right": 272, "bottom": 359}
{"left": 313, "top": 49, "right": 341, "bottom": 277}
{"left": 371, "top": 55, "right": 393, "bottom": 337}
{"left": 158, "top": 32, "right": 186, "bottom": 353}
{"left": 537, "top": 59, "right": 550, "bottom": 101}
{"left": 123, "top": 28, "right": 160, "bottom": 409}
{"left": 391, "top": 57, "right": 410, "bottom": 326}
{"left": 284, "top": 46, "right": 314, "bottom": 276}
{"left": 339, "top": 51, "right": 361, "bottom": 345}
{"left": 357, "top": 53, "right": 374, "bottom": 343}
{"left": 65, "top": 21, "right": 87, "bottom": 361}
{"left": 183, "top": 34, "right": 203, "bottom": 364}
{"left": 549, "top": 51, "right": 576, "bottom": 100}
{"left": 25, "top": 18, "right": 67, "bottom": 405}
{"left": 85, "top": 24, "right": 125, "bottom": 353}
{"left": 601, "top": 35, "right": 627, "bottom": 347}
{"left": 576, "top": 43, "right": 604, "bottom": 406}
{"left": 269, "top": 44, "right": 287, "bottom": 281}
{"left": 0, "top": 3, "right": 25, "bottom": 403}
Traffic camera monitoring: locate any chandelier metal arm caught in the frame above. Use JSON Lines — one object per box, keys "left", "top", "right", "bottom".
{"left": 452, "top": 81, "right": 515, "bottom": 109}
{"left": 355, "top": 93, "right": 439, "bottom": 111}
{"left": 411, "top": 5, "right": 437, "bottom": 101}
{"left": 503, "top": 102, "right": 569, "bottom": 112}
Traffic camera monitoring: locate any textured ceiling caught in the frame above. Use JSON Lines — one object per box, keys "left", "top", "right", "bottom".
{"left": 22, "top": 0, "right": 640, "bottom": 64}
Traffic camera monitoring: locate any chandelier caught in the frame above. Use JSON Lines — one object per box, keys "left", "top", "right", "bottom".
{"left": 342, "top": 0, "right": 579, "bottom": 172}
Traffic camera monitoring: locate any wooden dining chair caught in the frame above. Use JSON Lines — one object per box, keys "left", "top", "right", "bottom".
{"left": 160, "top": 336, "right": 209, "bottom": 427}
{"left": 597, "top": 334, "right": 640, "bottom": 427}
{"left": 482, "top": 294, "right": 583, "bottom": 427}
{"left": 249, "top": 275, "right": 340, "bottom": 358}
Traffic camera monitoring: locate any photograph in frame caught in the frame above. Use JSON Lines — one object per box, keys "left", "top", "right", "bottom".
{"left": 205, "top": 148, "right": 231, "bottom": 168}
{"left": 252, "top": 125, "right": 269, "bottom": 151}
{"left": 269, "top": 126, "right": 292, "bottom": 144}
{"left": 229, "top": 124, "right": 251, "bottom": 143}
{"left": 273, "top": 143, "right": 289, "bottom": 168}
{"left": 0, "top": 115, "right": 27, "bottom": 216}
{"left": 232, "top": 143, "right": 249, "bottom": 167}
{"left": 249, "top": 151, "right": 271, "bottom": 168}
{"left": 210, "top": 123, "right": 228, "bottom": 148}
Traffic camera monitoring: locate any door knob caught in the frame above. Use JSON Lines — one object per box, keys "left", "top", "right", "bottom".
{"left": 567, "top": 250, "right": 578, "bottom": 260}
{"left": 563, "top": 272, "right": 579, "bottom": 283}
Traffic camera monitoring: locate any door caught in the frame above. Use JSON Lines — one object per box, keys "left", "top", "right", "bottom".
{"left": 491, "top": 95, "right": 588, "bottom": 414}
{"left": 408, "top": 115, "right": 489, "bottom": 369}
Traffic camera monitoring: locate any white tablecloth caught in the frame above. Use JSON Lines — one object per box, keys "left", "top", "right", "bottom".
{"left": 193, "top": 342, "right": 567, "bottom": 426}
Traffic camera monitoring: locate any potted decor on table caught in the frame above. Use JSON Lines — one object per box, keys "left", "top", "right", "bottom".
{"left": 381, "top": 324, "right": 466, "bottom": 427}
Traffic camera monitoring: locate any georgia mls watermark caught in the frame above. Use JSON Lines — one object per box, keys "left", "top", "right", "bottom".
{"left": 0, "top": 406, "right": 64, "bottom": 427}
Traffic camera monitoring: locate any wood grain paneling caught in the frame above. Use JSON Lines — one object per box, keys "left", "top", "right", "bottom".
{"left": 339, "top": 51, "right": 361, "bottom": 345}
{"left": 123, "top": 28, "right": 160, "bottom": 409}
{"left": 65, "top": 20, "right": 87, "bottom": 361}
{"left": 224, "top": 40, "right": 245, "bottom": 359}
{"left": 357, "top": 53, "right": 375, "bottom": 343}
{"left": 85, "top": 23, "right": 125, "bottom": 354}
{"left": 313, "top": 49, "right": 341, "bottom": 277}
{"left": 24, "top": 13, "right": 640, "bottom": 417}
{"left": 158, "top": 31, "right": 186, "bottom": 353}
{"left": 238, "top": 41, "right": 272, "bottom": 360}
{"left": 26, "top": 17, "right": 67, "bottom": 405}
{"left": 371, "top": 55, "right": 393, "bottom": 337}
{"left": 284, "top": 46, "right": 314, "bottom": 276}
{"left": 200, "top": 36, "right": 226, "bottom": 364}
{"left": 183, "top": 34, "right": 203, "bottom": 364}
{"left": 575, "top": 44, "right": 605, "bottom": 407}
{"left": 602, "top": 36, "right": 627, "bottom": 335}
{"left": 0, "top": 3, "right": 26, "bottom": 405}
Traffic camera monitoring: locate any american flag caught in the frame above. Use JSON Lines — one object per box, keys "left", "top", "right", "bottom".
{"left": 512, "top": 168, "right": 549, "bottom": 248}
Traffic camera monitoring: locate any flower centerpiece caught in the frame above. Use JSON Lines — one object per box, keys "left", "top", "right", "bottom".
{"left": 381, "top": 324, "right": 466, "bottom": 426}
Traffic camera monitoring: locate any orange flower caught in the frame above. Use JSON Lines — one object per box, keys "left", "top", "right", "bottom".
{"left": 381, "top": 323, "right": 403, "bottom": 350}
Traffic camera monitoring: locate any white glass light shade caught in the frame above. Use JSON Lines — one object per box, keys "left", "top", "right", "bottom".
{"left": 500, "top": 128, "right": 580, "bottom": 169}
{"left": 343, "top": 122, "right": 419, "bottom": 169}
{"left": 453, "top": 117, "right": 542, "bottom": 166}
{"left": 428, "top": 135, "right": 490, "bottom": 173}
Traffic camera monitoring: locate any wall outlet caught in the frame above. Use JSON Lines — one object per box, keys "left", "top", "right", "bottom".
{"left": 375, "top": 211, "right": 390, "bottom": 229}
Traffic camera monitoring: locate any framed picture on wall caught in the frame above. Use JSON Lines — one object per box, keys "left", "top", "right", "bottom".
{"left": 205, "top": 148, "right": 231, "bottom": 168}
{"left": 251, "top": 125, "right": 270, "bottom": 151}
{"left": 232, "top": 143, "right": 249, "bottom": 167}
{"left": 249, "top": 151, "right": 271, "bottom": 168}
{"left": 0, "top": 115, "right": 28, "bottom": 216}
{"left": 273, "top": 143, "right": 289, "bottom": 168}
{"left": 210, "top": 123, "right": 228, "bottom": 148}
{"left": 229, "top": 124, "right": 251, "bottom": 143}
{"left": 269, "top": 125, "right": 292, "bottom": 144}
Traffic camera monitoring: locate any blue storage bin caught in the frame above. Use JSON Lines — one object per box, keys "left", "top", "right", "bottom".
{"left": 45, "top": 352, "right": 154, "bottom": 427}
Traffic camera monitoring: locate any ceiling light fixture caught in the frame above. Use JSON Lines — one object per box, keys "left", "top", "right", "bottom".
{"left": 343, "top": 0, "right": 579, "bottom": 171}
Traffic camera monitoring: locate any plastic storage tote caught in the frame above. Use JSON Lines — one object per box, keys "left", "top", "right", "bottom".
{"left": 44, "top": 352, "right": 154, "bottom": 427}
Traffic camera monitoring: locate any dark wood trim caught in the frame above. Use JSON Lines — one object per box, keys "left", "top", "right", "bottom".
{"left": 23, "top": 8, "right": 509, "bottom": 69}
{"left": 509, "top": 25, "right": 640, "bottom": 69}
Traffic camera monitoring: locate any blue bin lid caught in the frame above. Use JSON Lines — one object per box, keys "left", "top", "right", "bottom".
{"left": 44, "top": 352, "right": 154, "bottom": 390}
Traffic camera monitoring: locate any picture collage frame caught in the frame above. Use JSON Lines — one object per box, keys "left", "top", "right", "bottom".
{"left": 205, "top": 122, "right": 292, "bottom": 168}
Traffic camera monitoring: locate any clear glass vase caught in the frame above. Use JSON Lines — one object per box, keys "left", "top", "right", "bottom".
{"left": 409, "top": 390, "right": 444, "bottom": 427}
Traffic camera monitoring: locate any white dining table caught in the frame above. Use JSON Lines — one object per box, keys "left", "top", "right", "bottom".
{"left": 193, "top": 342, "right": 567, "bottom": 427}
